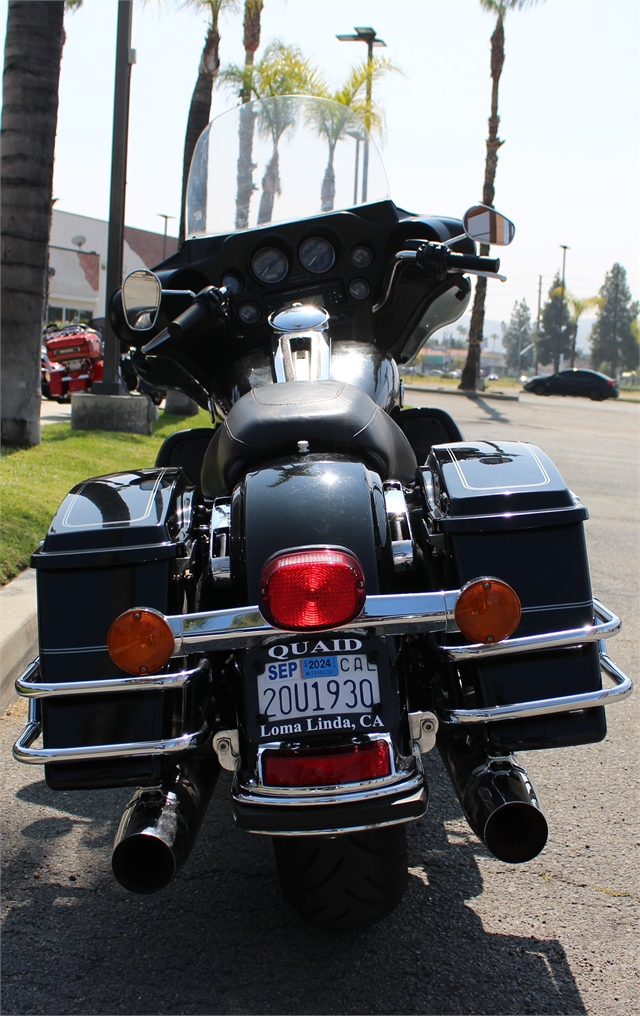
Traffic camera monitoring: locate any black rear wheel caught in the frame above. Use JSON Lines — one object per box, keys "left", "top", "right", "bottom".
{"left": 589, "top": 387, "right": 605, "bottom": 401}
{"left": 273, "top": 825, "right": 408, "bottom": 931}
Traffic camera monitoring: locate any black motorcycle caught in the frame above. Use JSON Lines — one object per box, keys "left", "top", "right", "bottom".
{"left": 14, "top": 97, "right": 632, "bottom": 930}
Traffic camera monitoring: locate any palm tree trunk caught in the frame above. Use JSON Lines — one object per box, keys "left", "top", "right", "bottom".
{"left": 235, "top": 0, "right": 263, "bottom": 229}
{"left": 257, "top": 147, "right": 279, "bottom": 224}
{"left": 1, "top": 0, "right": 65, "bottom": 447}
{"left": 459, "top": 15, "right": 505, "bottom": 391}
{"left": 320, "top": 146, "right": 336, "bottom": 212}
{"left": 179, "top": 19, "right": 221, "bottom": 243}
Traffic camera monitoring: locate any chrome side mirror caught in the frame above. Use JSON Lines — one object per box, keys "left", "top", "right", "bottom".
{"left": 463, "top": 204, "right": 515, "bottom": 246}
{"left": 121, "top": 270, "right": 162, "bottom": 331}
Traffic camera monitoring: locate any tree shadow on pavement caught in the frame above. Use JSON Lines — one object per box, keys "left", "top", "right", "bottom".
{"left": 3, "top": 756, "right": 586, "bottom": 1016}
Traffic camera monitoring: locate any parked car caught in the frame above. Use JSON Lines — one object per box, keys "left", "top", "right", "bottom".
{"left": 523, "top": 369, "right": 619, "bottom": 401}
{"left": 486, "top": 373, "right": 499, "bottom": 381}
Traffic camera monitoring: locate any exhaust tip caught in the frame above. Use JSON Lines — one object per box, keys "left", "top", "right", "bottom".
{"left": 112, "top": 833, "right": 176, "bottom": 894}
{"left": 484, "top": 802, "right": 548, "bottom": 864}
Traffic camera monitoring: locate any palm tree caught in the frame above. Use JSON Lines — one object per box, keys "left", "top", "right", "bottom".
{"left": 221, "top": 41, "right": 323, "bottom": 225}
{"left": 1, "top": 0, "right": 70, "bottom": 447}
{"left": 459, "top": 0, "right": 542, "bottom": 392}
{"left": 309, "top": 57, "right": 398, "bottom": 213}
{"left": 562, "top": 292, "right": 602, "bottom": 368}
{"left": 234, "top": 0, "right": 263, "bottom": 229}
{"left": 177, "top": 0, "right": 239, "bottom": 243}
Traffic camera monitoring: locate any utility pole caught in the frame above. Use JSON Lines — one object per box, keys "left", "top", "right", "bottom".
{"left": 559, "top": 245, "right": 569, "bottom": 372}
{"left": 611, "top": 270, "right": 620, "bottom": 377}
{"left": 158, "top": 214, "right": 175, "bottom": 261}
{"left": 93, "top": 0, "right": 135, "bottom": 395}
{"left": 336, "top": 27, "right": 386, "bottom": 202}
{"left": 535, "top": 274, "right": 542, "bottom": 373}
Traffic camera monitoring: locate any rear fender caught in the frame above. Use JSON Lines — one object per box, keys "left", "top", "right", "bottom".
{"left": 237, "top": 456, "right": 390, "bottom": 603}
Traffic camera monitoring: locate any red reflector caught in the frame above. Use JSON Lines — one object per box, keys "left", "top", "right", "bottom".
{"left": 262, "top": 740, "right": 391, "bottom": 787}
{"left": 260, "top": 548, "right": 366, "bottom": 630}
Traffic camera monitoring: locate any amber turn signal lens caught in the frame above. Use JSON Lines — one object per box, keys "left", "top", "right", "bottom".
{"left": 454, "top": 577, "right": 521, "bottom": 644}
{"left": 107, "top": 607, "right": 175, "bottom": 675}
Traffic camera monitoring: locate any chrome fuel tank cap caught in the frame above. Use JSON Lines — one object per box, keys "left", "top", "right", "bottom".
{"left": 269, "top": 302, "right": 329, "bottom": 332}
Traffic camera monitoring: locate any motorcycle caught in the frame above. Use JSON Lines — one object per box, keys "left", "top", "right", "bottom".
{"left": 14, "top": 96, "right": 632, "bottom": 930}
{"left": 42, "top": 322, "right": 104, "bottom": 401}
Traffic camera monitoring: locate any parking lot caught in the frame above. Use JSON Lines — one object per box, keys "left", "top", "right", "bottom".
{"left": 1, "top": 390, "right": 638, "bottom": 1015}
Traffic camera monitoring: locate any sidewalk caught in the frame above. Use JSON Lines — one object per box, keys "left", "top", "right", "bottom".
{"left": 0, "top": 569, "right": 37, "bottom": 711}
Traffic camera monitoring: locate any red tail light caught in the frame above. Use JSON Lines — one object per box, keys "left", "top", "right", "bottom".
{"left": 259, "top": 548, "right": 366, "bottom": 630}
{"left": 262, "top": 740, "right": 391, "bottom": 787}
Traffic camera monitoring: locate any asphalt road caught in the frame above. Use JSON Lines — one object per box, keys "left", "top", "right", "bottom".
{"left": 2, "top": 390, "right": 638, "bottom": 1016}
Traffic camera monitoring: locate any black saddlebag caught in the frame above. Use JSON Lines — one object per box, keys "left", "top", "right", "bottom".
{"left": 32, "top": 467, "right": 196, "bottom": 790}
{"left": 422, "top": 440, "right": 605, "bottom": 752}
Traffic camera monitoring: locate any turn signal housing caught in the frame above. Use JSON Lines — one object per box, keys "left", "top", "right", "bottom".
{"left": 107, "top": 607, "right": 175, "bottom": 675}
{"left": 259, "top": 548, "right": 366, "bottom": 631}
{"left": 454, "top": 577, "right": 521, "bottom": 644}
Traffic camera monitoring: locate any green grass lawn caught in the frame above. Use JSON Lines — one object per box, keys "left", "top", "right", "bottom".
{"left": 0, "top": 409, "right": 212, "bottom": 585}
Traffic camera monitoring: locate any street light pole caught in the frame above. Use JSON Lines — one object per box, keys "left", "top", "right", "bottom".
{"left": 93, "top": 0, "right": 135, "bottom": 395}
{"left": 158, "top": 214, "right": 175, "bottom": 261}
{"left": 559, "top": 244, "right": 569, "bottom": 372}
{"left": 336, "top": 27, "right": 386, "bottom": 202}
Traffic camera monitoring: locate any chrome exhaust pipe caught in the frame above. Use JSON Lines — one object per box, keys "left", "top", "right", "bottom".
{"left": 438, "top": 735, "right": 548, "bottom": 863}
{"left": 112, "top": 755, "right": 220, "bottom": 894}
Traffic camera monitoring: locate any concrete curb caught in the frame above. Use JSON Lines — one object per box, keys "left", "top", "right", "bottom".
{"left": 403, "top": 384, "right": 519, "bottom": 402}
{"left": 0, "top": 569, "right": 37, "bottom": 712}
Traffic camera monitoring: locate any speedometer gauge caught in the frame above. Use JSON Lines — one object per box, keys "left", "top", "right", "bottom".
{"left": 252, "top": 248, "right": 288, "bottom": 284}
{"left": 299, "top": 238, "right": 335, "bottom": 274}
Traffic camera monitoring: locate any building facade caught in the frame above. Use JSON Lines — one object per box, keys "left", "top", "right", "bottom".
{"left": 47, "top": 210, "right": 178, "bottom": 327}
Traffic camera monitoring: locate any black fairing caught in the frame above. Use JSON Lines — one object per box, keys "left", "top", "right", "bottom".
{"left": 32, "top": 468, "right": 197, "bottom": 789}
{"left": 110, "top": 201, "right": 475, "bottom": 406}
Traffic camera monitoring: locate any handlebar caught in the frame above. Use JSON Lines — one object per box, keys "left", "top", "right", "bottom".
{"left": 444, "top": 250, "right": 501, "bottom": 274}
{"left": 141, "top": 285, "right": 227, "bottom": 354}
{"left": 415, "top": 241, "right": 500, "bottom": 280}
{"left": 167, "top": 286, "right": 227, "bottom": 340}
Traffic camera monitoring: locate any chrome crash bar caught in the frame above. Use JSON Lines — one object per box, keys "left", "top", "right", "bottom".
{"left": 12, "top": 597, "right": 632, "bottom": 765}
{"left": 12, "top": 659, "right": 210, "bottom": 765}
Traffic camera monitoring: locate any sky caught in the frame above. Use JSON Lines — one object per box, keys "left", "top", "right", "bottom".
{"left": 1, "top": 0, "right": 638, "bottom": 327}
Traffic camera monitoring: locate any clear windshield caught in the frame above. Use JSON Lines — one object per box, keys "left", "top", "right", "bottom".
{"left": 186, "top": 96, "right": 390, "bottom": 238}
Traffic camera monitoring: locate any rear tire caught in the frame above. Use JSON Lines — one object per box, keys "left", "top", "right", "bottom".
{"left": 589, "top": 387, "right": 604, "bottom": 401}
{"left": 273, "top": 825, "right": 408, "bottom": 931}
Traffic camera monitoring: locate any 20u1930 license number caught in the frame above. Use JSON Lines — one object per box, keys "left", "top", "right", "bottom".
{"left": 256, "top": 654, "right": 381, "bottom": 739}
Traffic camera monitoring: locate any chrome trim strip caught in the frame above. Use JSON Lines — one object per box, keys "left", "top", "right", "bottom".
{"left": 233, "top": 768, "right": 425, "bottom": 809}
{"left": 248, "top": 809, "right": 426, "bottom": 837}
{"left": 15, "top": 659, "right": 206, "bottom": 699}
{"left": 12, "top": 722, "right": 209, "bottom": 765}
{"left": 440, "top": 640, "right": 632, "bottom": 726}
{"left": 252, "top": 733, "right": 403, "bottom": 798}
{"left": 440, "top": 599, "right": 620, "bottom": 660}
{"left": 168, "top": 591, "right": 459, "bottom": 654}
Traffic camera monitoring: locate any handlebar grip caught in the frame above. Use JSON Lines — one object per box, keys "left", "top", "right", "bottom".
{"left": 168, "top": 299, "right": 210, "bottom": 341}
{"left": 167, "top": 286, "right": 226, "bottom": 341}
{"left": 446, "top": 251, "right": 501, "bottom": 274}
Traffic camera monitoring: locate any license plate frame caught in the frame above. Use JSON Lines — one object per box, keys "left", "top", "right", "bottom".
{"left": 243, "top": 637, "right": 399, "bottom": 743}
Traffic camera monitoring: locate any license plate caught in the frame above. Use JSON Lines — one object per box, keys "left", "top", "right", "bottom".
{"left": 256, "top": 654, "right": 380, "bottom": 738}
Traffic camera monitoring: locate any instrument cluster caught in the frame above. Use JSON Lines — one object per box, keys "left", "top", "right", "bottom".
{"left": 222, "top": 234, "right": 376, "bottom": 327}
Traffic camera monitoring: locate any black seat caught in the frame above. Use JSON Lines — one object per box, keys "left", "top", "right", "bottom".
{"left": 391, "top": 407, "right": 463, "bottom": 465}
{"left": 201, "top": 381, "right": 418, "bottom": 499}
{"left": 155, "top": 427, "right": 216, "bottom": 490}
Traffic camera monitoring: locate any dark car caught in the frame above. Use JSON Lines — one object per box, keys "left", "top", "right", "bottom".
{"left": 523, "top": 369, "right": 619, "bottom": 401}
